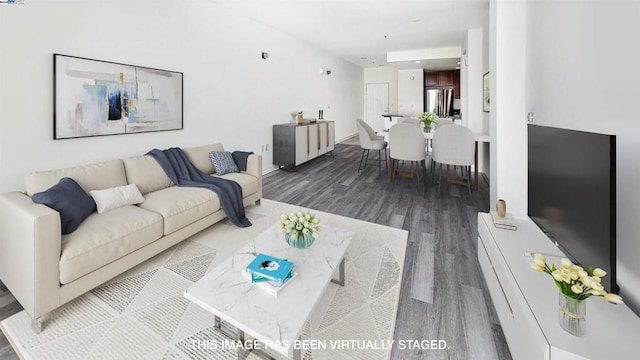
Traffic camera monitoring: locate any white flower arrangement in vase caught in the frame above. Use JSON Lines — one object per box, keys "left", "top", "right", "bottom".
{"left": 279, "top": 211, "right": 321, "bottom": 249}
{"left": 417, "top": 112, "right": 438, "bottom": 132}
{"left": 531, "top": 254, "right": 622, "bottom": 336}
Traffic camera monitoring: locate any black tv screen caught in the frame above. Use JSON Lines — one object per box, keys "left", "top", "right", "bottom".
{"left": 528, "top": 124, "right": 617, "bottom": 293}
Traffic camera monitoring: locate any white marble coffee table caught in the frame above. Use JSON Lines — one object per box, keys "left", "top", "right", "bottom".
{"left": 184, "top": 222, "right": 353, "bottom": 359}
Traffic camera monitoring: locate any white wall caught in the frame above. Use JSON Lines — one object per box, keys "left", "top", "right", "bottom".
{"left": 525, "top": 0, "right": 640, "bottom": 314}
{"left": 464, "top": 28, "right": 484, "bottom": 134}
{"left": 481, "top": 15, "right": 491, "bottom": 180}
{"left": 0, "top": 0, "right": 363, "bottom": 192}
{"left": 363, "top": 66, "right": 398, "bottom": 114}
{"left": 462, "top": 27, "right": 489, "bottom": 174}
{"left": 490, "top": 0, "right": 528, "bottom": 216}
{"left": 397, "top": 69, "right": 424, "bottom": 116}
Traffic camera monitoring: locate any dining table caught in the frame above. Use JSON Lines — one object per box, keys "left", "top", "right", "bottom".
{"left": 378, "top": 130, "right": 490, "bottom": 191}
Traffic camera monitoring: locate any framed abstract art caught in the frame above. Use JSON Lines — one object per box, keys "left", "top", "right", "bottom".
{"left": 54, "top": 54, "right": 183, "bottom": 139}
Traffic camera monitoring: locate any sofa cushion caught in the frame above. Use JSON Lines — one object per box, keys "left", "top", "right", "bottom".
{"left": 138, "top": 187, "right": 220, "bottom": 235}
{"left": 214, "top": 173, "right": 259, "bottom": 197}
{"left": 32, "top": 177, "right": 97, "bottom": 234}
{"left": 122, "top": 155, "right": 173, "bottom": 195}
{"left": 89, "top": 184, "right": 145, "bottom": 214}
{"left": 59, "top": 206, "right": 163, "bottom": 284}
{"left": 209, "top": 151, "right": 239, "bottom": 175}
{"left": 25, "top": 159, "right": 127, "bottom": 197}
{"left": 183, "top": 143, "right": 224, "bottom": 174}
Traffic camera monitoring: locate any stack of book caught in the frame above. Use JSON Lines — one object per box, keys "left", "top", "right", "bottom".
{"left": 244, "top": 253, "right": 296, "bottom": 297}
{"left": 490, "top": 210, "right": 518, "bottom": 231}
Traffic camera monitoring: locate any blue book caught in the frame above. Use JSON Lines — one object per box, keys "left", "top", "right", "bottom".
{"left": 245, "top": 254, "right": 294, "bottom": 284}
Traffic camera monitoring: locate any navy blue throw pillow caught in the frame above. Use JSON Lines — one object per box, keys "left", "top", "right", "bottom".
{"left": 209, "top": 151, "right": 239, "bottom": 175}
{"left": 31, "top": 177, "right": 96, "bottom": 234}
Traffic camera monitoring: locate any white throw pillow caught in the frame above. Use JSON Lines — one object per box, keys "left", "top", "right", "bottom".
{"left": 89, "top": 184, "right": 145, "bottom": 214}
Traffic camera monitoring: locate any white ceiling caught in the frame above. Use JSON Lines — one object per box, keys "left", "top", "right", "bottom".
{"left": 209, "top": 0, "right": 489, "bottom": 71}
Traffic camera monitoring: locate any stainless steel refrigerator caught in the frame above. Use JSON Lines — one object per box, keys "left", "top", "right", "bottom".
{"left": 424, "top": 88, "right": 454, "bottom": 117}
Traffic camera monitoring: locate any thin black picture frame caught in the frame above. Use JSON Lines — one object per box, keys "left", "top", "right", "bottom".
{"left": 483, "top": 71, "right": 490, "bottom": 112}
{"left": 53, "top": 54, "right": 183, "bottom": 139}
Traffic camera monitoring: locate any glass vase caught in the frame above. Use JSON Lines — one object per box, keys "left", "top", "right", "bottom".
{"left": 558, "top": 291, "right": 586, "bottom": 337}
{"left": 285, "top": 231, "right": 316, "bottom": 249}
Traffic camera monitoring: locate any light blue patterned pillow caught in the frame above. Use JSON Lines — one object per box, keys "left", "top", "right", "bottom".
{"left": 209, "top": 151, "right": 239, "bottom": 175}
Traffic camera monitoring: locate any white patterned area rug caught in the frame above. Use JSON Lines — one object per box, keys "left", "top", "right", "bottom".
{"left": 1, "top": 199, "right": 408, "bottom": 360}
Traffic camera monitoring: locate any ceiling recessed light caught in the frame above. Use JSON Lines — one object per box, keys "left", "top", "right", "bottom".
{"left": 415, "top": 60, "right": 421, "bottom": 63}
{"left": 411, "top": 18, "right": 421, "bottom": 22}
{"left": 360, "top": 57, "right": 368, "bottom": 60}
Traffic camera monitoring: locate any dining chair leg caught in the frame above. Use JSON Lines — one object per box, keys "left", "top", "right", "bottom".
{"left": 437, "top": 163, "right": 442, "bottom": 195}
{"left": 364, "top": 150, "right": 371, "bottom": 169}
{"left": 384, "top": 147, "right": 388, "bottom": 173}
{"left": 467, "top": 165, "right": 472, "bottom": 196}
{"left": 391, "top": 159, "right": 396, "bottom": 182}
{"left": 431, "top": 160, "right": 439, "bottom": 187}
{"left": 378, "top": 149, "right": 381, "bottom": 174}
{"left": 358, "top": 149, "right": 366, "bottom": 171}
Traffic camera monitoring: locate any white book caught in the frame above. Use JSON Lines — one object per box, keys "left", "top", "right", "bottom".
{"left": 490, "top": 211, "right": 518, "bottom": 231}
{"left": 242, "top": 269, "right": 297, "bottom": 298}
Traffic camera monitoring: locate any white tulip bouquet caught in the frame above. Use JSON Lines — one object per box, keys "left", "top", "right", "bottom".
{"left": 531, "top": 254, "right": 623, "bottom": 303}
{"left": 279, "top": 211, "right": 321, "bottom": 246}
{"left": 417, "top": 112, "right": 438, "bottom": 132}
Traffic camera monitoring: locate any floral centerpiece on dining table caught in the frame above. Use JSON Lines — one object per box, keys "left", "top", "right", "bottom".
{"left": 417, "top": 112, "right": 438, "bottom": 133}
{"left": 279, "top": 211, "right": 321, "bottom": 249}
{"left": 530, "top": 254, "right": 622, "bottom": 336}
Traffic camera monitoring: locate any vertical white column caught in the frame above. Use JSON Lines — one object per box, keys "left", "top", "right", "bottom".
{"left": 490, "top": 0, "right": 528, "bottom": 216}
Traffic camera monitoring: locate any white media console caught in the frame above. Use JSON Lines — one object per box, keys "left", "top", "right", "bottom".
{"left": 477, "top": 213, "right": 640, "bottom": 359}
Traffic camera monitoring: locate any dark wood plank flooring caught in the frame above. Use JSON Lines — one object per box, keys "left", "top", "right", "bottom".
{"left": 0, "top": 139, "right": 512, "bottom": 360}
{"left": 262, "top": 141, "right": 512, "bottom": 360}
{"left": 0, "top": 281, "right": 19, "bottom": 360}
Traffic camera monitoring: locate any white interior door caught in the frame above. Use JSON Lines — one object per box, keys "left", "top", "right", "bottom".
{"left": 365, "top": 83, "right": 389, "bottom": 133}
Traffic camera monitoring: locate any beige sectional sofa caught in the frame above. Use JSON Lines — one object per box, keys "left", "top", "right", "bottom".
{"left": 0, "top": 143, "right": 262, "bottom": 332}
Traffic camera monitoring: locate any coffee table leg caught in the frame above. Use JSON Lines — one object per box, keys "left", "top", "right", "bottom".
{"left": 331, "top": 258, "right": 345, "bottom": 286}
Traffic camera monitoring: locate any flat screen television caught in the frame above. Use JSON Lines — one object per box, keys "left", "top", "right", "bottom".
{"left": 528, "top": 124, "right": 617, "bottom": 293}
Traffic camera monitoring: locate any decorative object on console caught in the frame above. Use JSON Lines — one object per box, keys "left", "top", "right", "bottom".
{"left": 54, "top": 54, "right": 183, "bottom": 139}
{"left": 417, "top": 111, "right": 437, "bottom": 133}
{"left": 530, "top": 254, "right": 623, "bottom": 337}
{"left": 31, "top": 177, "right": 96, "bottom": 234}
{"left": 209, "top": 151, "right": 239, "bottom": 175}
{"left": 296, "top": 111, "right": 304, "bottom": 125}
{"left": 489, "top": 210, "right": 517, "bottom": 231}
{"left": 496, "top": 199, "right": 506, "bottom": 217}
{"left": 279, "top": 210, "right": 320, "bottom": 249}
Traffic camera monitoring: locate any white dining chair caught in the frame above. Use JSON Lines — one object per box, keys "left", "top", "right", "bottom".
{"left": 356, "top": 119, "right": 387, "bottom": 174}
{"left": 398, "top": 118, "right": 421, "bottom": 128}
{"left": 434, "top": 118, "right": 454, "bottom": 129}
{"left": 389, "top": 123, "right": 427, "bottom": 186}
{"left": 431, "top": 124, "right": 475, "bottom": 195}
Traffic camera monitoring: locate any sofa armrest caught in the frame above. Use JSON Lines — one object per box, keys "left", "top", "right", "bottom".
{"left": 242, "top": 154, "right": 262, "bottom": 178}
{"left": 0, "top": 192, "right": 61, "bottom": 318}
{"left": 242, "top": 154, "right": 262, "bottom": 198}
